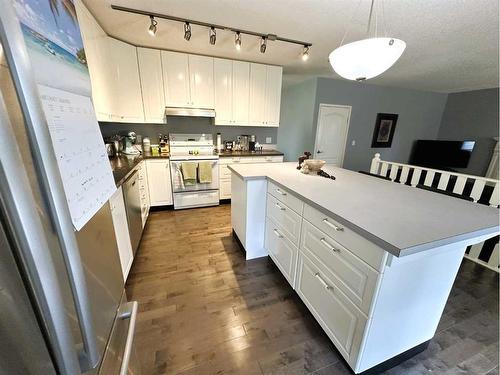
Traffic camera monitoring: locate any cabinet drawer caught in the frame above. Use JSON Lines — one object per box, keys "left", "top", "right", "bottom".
{"left": 220, "top": 179, "right": 231, "bottom": 199}
{"left": 296, "top": 253, "right": 366, "bottom": 364}
{"left": 220, "top": 164, "right": 232, "bottom": 178}
{"left": 265, "top": 218, "right": 298, "bottom": 287}
{"left": 267, "top": 181, "right": 303, "bottom": 215}
{"left": 301, "top": 220, "right": 379, "bottom": 314}
{"left": 252, "top": 156, "right": 283, "bottom": 163}
{"left": 303, "top": 204, "right": 385, "bottom": 271}
{"left": 219, "top": 156, "right": 254, "bottom": 165}
{"left": 266, "top": 193, "right": 302, "bottom": 247}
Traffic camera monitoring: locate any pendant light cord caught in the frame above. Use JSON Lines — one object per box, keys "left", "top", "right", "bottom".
{"left": 339, "top": 0, "right": 363, "bottom": 46}
{"left": 366, "top": 0, "right": 375, "bottom": 35}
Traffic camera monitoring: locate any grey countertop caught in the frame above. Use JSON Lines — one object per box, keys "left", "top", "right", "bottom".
{"left": 110, "top": 153, "right": 169, "bottom": 187}
{"left": 216, "top": 150, "right": 284, "bottom": 157}
{"left": 228, "top": 162, "right": 500, "bottom": 257}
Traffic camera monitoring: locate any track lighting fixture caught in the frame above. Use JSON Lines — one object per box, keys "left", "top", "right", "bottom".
{"left": 235, "top": 32, "right": 241, "bottom": 50}
{"left": 260, "top": 37, "right": 267, "bottom": 53}
{"left": 148, "top": 15, "right": 157, "bottom": 36}
{"left": 209, "top": 27, "right": 216, "bottom": 45}
{"left": 184, "top": 22, "right": 191, "bottom": 41}
{"left": 301, "top": 45, "right": 310, "bottom": 61}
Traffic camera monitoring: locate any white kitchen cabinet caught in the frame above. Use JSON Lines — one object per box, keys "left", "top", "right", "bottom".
{"left": 248, "top": 63, "right": 267, "bottom": 126}
{"left": 264, "top": 65, "right": 283, "bottom": 127}
{"left": 189, "top": 55, "right": 214, "bottom": 108}
{"left": 146, "top": 159, "right": 173, "bottom": 206}
{"left": 75, "top": 0, "right": 113, "bottom": 121}
{"left": 107, "top": 38, "right": 144, "bottom": 123}
{"left": 162, "top": 51, "right": 191, "bottom": 107}
{"left": 137, "top": 48, "right": 166, "bottom": 123}
{"left": 109, "top": 186, "right": 133, "bottom": 281}
{"left": 214, "top": 59, "right": 250, "bottom": 125}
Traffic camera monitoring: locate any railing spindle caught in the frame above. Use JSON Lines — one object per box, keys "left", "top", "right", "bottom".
{"left": 470, "top": 179, "right": 486, "bottom": 202}
{"left": 380, "top": 162, "right": 389, "bottom": 177}
{"left": 453, "top": 176, "right": 467, "bottom": 195}
{"left": 389, "top": 165, "right": 398, "bottom": 181}
{"left": 489, "top": 183, "right": 499, "bottom": 207}
{"left": 437, "top": 173, "right": 450, "bottom": 190}
{"left": 400, "top": 166, "right": 409, "bottom": 185}
{"left": 423, "top": 171, "right": 435, "bottom": 187}
{"left": 411, "top": 168, "right": 422, "bottom": 187}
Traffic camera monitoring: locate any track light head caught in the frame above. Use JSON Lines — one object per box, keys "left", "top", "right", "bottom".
{"left": 302, "top": 45, "right": 310, "bottom": 61}
{"left": 209, "top": 27, "right": 216, "bottom": 45}
{"left": 148, "top": 15, "right": 157, "bottom": 36}
{"left": 184, "top": 22, "right": 192, "bottom": 41}
{"left": 235, "top": 32, "right": 242, "bottom": 51}
{"left": 260, "top": 37, "right": 267, "bottom": 54}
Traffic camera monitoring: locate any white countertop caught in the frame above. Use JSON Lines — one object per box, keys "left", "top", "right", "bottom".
{"left": 229, "top": 162, "right": 500, "bottom": 256}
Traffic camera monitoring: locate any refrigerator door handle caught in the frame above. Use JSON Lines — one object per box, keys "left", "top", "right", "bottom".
{"left": 0, "top": 3, "right": 99, "bottom": 372}
{"left": 118, "top": 301, "right": 138, "bottom": 375}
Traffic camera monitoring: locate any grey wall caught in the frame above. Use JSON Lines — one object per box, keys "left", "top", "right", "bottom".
{"left": 313, "top": 78, "right": 448, "bottom": 172}
{"left": 277, "top": 79, "right": 318, "bottom": 161}
{"left": 99, "top": 116, "right": 278, "bottom": 145}
{"left": 437, "top": 88, "right": 499, "bottom": 176}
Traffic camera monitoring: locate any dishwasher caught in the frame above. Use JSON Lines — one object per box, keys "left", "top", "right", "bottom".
{"left": 123, "top": 169, "right": 143, "bottom": 255}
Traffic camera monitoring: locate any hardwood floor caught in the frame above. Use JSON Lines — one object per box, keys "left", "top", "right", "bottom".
{"left": 126, "top": 205, "right": 499, "bottom": 375}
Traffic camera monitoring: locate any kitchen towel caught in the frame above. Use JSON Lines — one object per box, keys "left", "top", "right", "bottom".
{"left": 181, "top": 162, "right": 197, "bottom": 186}
{"left": 198, "top": 161, "right": 212, "bottom": 184}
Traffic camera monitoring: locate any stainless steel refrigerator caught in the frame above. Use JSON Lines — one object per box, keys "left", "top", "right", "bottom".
{"left": 0, "top": 2, "right": 140, "bottom": 374}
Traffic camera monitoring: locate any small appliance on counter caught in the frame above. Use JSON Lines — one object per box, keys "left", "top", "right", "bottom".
{"left": 249, "top": 135, "right": 256, "bottom": 152}
{"left": 123, "top": 131, "right": 141, "bottom": 155}
{"left": 224, "top": 141, "right": 234, "bottom": 151}
{"left": 142, "top": 137, "right": 151, "bottom": 153}
{"left": 216, "top": 133, "right": 223, "bottom": 153}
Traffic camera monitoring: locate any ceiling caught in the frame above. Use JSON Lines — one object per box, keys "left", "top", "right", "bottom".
{"left": 82, "top": 0, "right": 499, "bottom": 93}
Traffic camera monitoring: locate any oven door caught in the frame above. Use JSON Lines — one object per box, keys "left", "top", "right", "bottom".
{"left": 170, "top": 159, "right": 219, "bottom": 193}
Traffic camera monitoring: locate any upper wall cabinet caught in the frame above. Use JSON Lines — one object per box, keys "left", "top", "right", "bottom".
{"left": 161, "top": 51, "right": 214, "bottom": 109}
{"left": 214, "top": 58, "right": 250, "bottom": 125}
{"left": 249, "top": 63, "right": 283, "bottom": 127}
{"left": 137, "top": 48, "right": 166, "bottom": 123}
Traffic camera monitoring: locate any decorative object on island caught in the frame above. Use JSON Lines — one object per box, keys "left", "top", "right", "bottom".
{"left": 297, "top": 151, "right": 312, "bottom": 170}
{"left": 371, "top": 113, "right": 398, "bottom": 148}
{"left": 317, "top": 169, "right": 336, "bottom": 180}
{"left": 329, "top": 0, "right": 406, "bottom": 81}
{"left": 301, "top": 159, "right": 326, "bottom": 174}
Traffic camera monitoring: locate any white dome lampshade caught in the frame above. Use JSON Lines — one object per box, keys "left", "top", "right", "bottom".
{"left": 329, "top": 37, "right": 406, "bottom": 81}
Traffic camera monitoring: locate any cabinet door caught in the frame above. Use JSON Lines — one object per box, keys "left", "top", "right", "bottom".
{"left": 188, "top": 55, "right": 214, "bottom": 108}
{"left": 137, "top": 48, "right": 166, "bottom": 123}
{"left": 232, "top": 61, "right": 250, "bottom": 125}
{"left": 264, "top": 65, "right": 283, "bottom": 127}
{"left": 214, "top": 58, "right": 233, "bottom": 125}
{"left": 162, "top": 51, "right": 191, "bottom": 107}
{"left": 248, "top": 63, "right": 267, "bottom": 126}
{"left": 109, "top": 186, "right": 133, "bottom": 281}
{"left": 108, "top": 38, "right": 144, "bottom": 122}
{"left": 146, "top": 160, "right": 173, "bottom": 206}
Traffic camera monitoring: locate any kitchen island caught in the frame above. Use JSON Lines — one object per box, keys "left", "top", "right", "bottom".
{"left": 228, "top": 162, "right": 499, "bottom": 374}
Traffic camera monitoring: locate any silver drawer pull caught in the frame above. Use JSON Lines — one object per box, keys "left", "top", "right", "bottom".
{"left": 320, "top": 238, "right": 341, "bottom": 253}
{"left": 275, "top": 202, "right": 286, "bottom": 211}
{"left": 314, "top": 272, "right": 331, "bottom": 290}
{"left": 275, "top": 188, "right": 287, "bottom": 196}
{"left": 273, "top": 229, "right": 283, "bottom": 238}
{"left": 322, "top": 218, "right": 343, "bottom": 231}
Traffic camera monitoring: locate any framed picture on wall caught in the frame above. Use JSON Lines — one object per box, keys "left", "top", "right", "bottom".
{"left": 371, "top": 113, "right": 398, "bottom": 148}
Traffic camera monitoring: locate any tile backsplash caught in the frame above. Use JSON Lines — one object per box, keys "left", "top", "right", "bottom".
{"left": 99, "top": 116, "right": 278, "bottom": 146}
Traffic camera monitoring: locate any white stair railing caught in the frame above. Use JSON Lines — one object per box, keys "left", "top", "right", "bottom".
{"left": 369, "top": 153, "right": 500, "bottom": 272}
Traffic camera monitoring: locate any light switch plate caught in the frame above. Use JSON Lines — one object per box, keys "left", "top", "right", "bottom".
{"left": 266, "top": 137, "right": 272, "bottom": 144}
{"left": 351, "top": 140, "right": 356, "bottom": 146}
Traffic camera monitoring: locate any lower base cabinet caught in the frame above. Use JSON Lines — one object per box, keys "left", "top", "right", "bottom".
{"left": 265, "top": 218, "right": 298, "bottom": 287}
{"left": 109, "top": 186, "right": 134, "bottom": 281}
{"left": 146, "top": 159, "right": 173, "bottom": 206}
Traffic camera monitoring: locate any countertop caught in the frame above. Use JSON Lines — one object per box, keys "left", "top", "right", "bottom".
{"left": 228, "top": 162, "right": 500, "bottom": 257}
{"left": 216, "top": 150, "right": 284, "bottom": 157}
{"left": 110, "top": 153, "right": 169, "bottom": 187}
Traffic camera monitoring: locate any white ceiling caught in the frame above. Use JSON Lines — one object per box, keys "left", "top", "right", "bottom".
{"left": 82, "top": 0, "right": 499, "bottom": 93}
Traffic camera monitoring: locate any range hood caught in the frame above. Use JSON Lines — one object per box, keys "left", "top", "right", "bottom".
{"left": 165, "top": 107, "right": 215, "bottom": 118}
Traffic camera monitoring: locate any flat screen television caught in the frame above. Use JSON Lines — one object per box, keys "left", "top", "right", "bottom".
{"left": 409, "top": 140, "right": 475, "bottom": 170}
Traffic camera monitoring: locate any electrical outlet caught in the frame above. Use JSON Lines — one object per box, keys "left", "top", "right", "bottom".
{"left": 266, "top": 137, "right": 272, "bottom": 144}
{"left": 351, "top": 140, "right": 356, "bottom": 146}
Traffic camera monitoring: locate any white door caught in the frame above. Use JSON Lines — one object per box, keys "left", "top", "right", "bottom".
{"left": 248, "top": 63, "right": 267, "bottom": 126}
{"left": 188, "top": 55, "right": 214, "bottom": 108}
{"left": 146, "top": 160, "right": 173, "bottom": 206}
{"left": 232, "top": 61, "right": 250, "bottom": 124}
{"left": 264, "top": 65, "right": 283, "bottom": 127}
{"left": 162, "top": 51, "right": 191, "bottom": 107}
{"left": 137, "top": 48, "right": 166, "bottom": 123}
{"left": 314, "top": 104, "right": 351, "bottom": 167}
{"left": 214, "top": 58, "right": 233, "bottom": 125}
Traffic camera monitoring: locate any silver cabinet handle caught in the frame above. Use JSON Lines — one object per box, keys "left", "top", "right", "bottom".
{"left": 320, "top": 238, "right": 341, "bottom": 253}
{"left": 314, "top": 272, "right": 331, "bottom": 290}
{"left": 119, "top": 301, "right": 138, "bottom": 375}
{"left": 322, "top": 218, "right": 343, "bottom": 231}
{"left": 276, "top": 188, "right": 287, "bottom": 196}
{"left": 275, "top": 202, "right": 286, "bottom": 211}
{"left": 273, "top": 229, "right": 283, "bottom": 238}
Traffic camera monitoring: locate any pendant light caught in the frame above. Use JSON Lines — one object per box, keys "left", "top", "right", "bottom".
{"left": 329, "top": 0, "right": 406, "bottom": 81}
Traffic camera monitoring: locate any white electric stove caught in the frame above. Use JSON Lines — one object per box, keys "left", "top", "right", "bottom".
{"left": 169, "top": 134, "right": 219, "bottom": 209}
